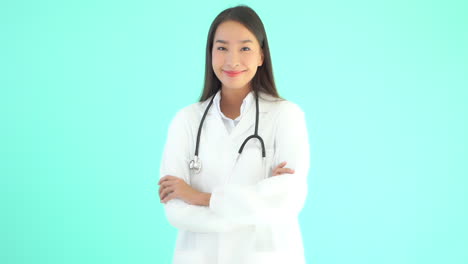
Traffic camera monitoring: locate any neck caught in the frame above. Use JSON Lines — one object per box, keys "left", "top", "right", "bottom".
{"left": 219, "top": 86, "right": 252, "bottom": 119}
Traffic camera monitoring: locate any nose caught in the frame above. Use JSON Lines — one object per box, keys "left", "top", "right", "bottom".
{"left": 225, "top": 50, "right": 240, "bottom": 68}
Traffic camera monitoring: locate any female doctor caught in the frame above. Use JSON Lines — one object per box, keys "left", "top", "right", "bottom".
{"left": 158, "top": 5, "right": 310, "bottom": 264}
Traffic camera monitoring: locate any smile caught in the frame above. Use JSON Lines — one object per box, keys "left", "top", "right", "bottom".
{"left": 223, "top": 70, "right": 246, "bottom": 77}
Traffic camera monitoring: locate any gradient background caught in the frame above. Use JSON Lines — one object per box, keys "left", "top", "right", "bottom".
{"left": 1, "top": 0, "right": 467, "bottom": 263}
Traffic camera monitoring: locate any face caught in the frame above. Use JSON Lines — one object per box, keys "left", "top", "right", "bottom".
{"left": 212, "top": 20, "right": 264, "bottom": 91}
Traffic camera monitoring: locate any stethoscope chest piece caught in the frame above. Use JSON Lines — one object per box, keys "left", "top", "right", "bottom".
{"left": 189, "top": 155, "right": 202, "bottom": 174}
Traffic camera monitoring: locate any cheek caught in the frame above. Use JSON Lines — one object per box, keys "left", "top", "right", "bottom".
{"left": 212, "top": 52, "right": 223, "bottom": 68}
{"left": 246, "top": 54, "right": 260, "bottom": 66}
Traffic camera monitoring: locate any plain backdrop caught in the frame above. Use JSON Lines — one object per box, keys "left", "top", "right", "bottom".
{"left": 1, "top": 0, "right": 467, "bottom": 263}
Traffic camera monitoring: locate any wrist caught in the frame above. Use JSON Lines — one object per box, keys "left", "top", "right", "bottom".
{"left": 195, "top": 192, "right": 211, "bottom": 206}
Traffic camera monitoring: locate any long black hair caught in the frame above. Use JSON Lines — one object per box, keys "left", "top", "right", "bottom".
{"left": 199, "top": 5, "right": 282, "bottom": 102}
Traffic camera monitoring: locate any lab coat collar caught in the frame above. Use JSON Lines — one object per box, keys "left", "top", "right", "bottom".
{"left": 213, "top": 90, "right": 253, "bottom": 122}
{"left": 199, "top": 89, "right": 279, "bottom": 139}
{"left": 199, "top": 89, "right": 275, "bottom": 115}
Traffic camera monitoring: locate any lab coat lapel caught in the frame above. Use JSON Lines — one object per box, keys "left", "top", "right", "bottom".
{"left": 198, "top": 91, "right": 277, "bottom": 185}
{"left": 198, "top": 92, "right": 275, "bottom": 141}
{"left": 224, "top": 95, "right": 274, "bottom": 183}
{"left": 228, "top": 97, "right": 255, "bottom": 140}
{"left": 199, "top": 91, "right": 257, "bottom": 141}
{"left": 199, "top": 95, "right": 230, "bottom": 138}
{"left": 229, "top": 92, "right": 272, "bottom": 140}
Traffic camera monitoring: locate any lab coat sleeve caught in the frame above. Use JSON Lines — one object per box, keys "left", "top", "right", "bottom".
{"left": 159, "top": 107, "right": 241, "bottom": 233}
{"left": 209, "top": 102, "right": 310, "bottom": 224}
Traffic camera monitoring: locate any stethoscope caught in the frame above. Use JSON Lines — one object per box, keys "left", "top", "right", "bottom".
{"left": 189, "top": 90, "right": 266, "bottom": 174}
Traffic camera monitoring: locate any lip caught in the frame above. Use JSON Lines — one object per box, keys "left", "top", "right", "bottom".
{"left": 223, "top": 70, "right": 246, "bottom": 77}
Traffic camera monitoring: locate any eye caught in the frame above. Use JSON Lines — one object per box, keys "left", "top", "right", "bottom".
{"left": 241, "top": 47, "right": 251, "bottom": 51}
{"left": 217, "top": 47, "right": 227, "bottom": 51}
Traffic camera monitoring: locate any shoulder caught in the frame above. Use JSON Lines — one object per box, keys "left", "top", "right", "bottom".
{"left": 168, "top": 102, "right": 203, "bottom": 129}
{"left": 259, "top": 92, "right": 305, "bottom": 118}
{"left": 174, "top": 103, "right": 199, "bottom": 119}
{"left": 171, "top": 102, "right": 206, "bottom": 128}
{"left": 278, "top": 100, "right": 304, "bottom": 115}
{"left": 275, "top": 101, "right": 307, "bottom": 130}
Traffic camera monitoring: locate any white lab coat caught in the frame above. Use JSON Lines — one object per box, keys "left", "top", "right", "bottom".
{"left": 159, "top": 90, "right": 310, "bottom": 264}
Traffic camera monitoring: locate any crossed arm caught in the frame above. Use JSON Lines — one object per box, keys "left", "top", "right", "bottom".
{"left": 158, "top": 103, "right": 309, "bottom": 231}
{"left": 158, "top": 161, "right": 295, "bottom": 206}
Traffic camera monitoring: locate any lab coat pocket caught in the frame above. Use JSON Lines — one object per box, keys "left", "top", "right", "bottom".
{"left": 172, "top": 250, "right": 206, "bottom": 264}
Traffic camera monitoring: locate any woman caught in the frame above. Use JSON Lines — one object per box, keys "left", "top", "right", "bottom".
{"left": 158, "top": 5, "right": 310, "bottom": 264}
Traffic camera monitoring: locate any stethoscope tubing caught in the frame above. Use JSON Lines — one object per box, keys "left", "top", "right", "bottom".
{"left": 190, "top": 90, "right": 266, "bottom": 173}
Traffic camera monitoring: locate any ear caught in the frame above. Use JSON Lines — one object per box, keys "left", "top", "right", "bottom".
{"left": 258, "top": 49, "right": 264, "bottom": 67}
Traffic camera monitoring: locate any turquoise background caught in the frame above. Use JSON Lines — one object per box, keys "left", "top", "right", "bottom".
{"left": 1, "top": 0, "right": 467, "bottom": 263}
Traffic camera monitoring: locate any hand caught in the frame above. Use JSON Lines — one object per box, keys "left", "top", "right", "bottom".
{"left": 272, "top": 161, "right": 295, "bottom": 176}
{"left": 158, "top": 175, "right": 210, "bottom": 205}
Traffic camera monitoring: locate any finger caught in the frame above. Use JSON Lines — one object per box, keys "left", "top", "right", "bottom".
{"left": 160, "top": 186, "right": 173, "bottom": 200}
{"left": 159, "top": 184, "right": 168, "bottom": 198}
{"left": 273, "top": 168, "right": 295, "bottom": 176}
{"left": 158, "top": 183, "right": 172, "bottom": 197}
{"left": 158, "top": 175, "right": 170, "bottom": 185}
{"left": 272, "top": 163, "right": 288, "bottom": 173}
{"left": 158, "top": 176, "right": 167, "bottom": 185}
{"left": 277, "top": 161, "right": 287, "bottom": 168}
{"left": 273, "top": 162, "right": 287, "bottom": 171}
{"left": 160, "top": 181, "right": 175, "bottom": 189}
{"left": 159, "top": 186, "right": 165, "bottom": 199}
{"left": 277, "top": 168, "right": 295, "bottom": 174}
{"left": 158, "top": 181, "right": 171, "bottom": 196}
{"left": 162, "top": 192, "right": 176, "bottom": 203}
{"left": 158, "top": 175, "right": 177, "bottom": 185}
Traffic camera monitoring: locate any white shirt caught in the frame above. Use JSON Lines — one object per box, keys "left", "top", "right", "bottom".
{"left": 213, "top": 90, "right": 254, "bottom": 134}
{"left": 160, "top": 91, "right": 310, "bottom": 264}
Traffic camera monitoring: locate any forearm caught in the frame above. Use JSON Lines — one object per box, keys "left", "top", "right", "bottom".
{"left": 194, "top": 192, "right": 211, "bottom": 206}
{"left": 209, "top": 174, "right": 308, "bottom": 224}
{"left": 164, "top": 198, "right": 239, "bottom": 233}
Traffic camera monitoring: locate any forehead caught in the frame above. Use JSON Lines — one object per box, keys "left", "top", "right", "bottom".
{"left": 213, "top": 21, "right": 258, "bottom": 44}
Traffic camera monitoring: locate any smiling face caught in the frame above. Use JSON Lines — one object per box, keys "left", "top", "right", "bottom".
{"left": 212, "top": 20, "right": 264, "bottom": 92}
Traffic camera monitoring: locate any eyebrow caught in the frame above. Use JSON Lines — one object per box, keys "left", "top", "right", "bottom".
{"left": 215, "top": 39, "right": 253, "bottom": 44}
